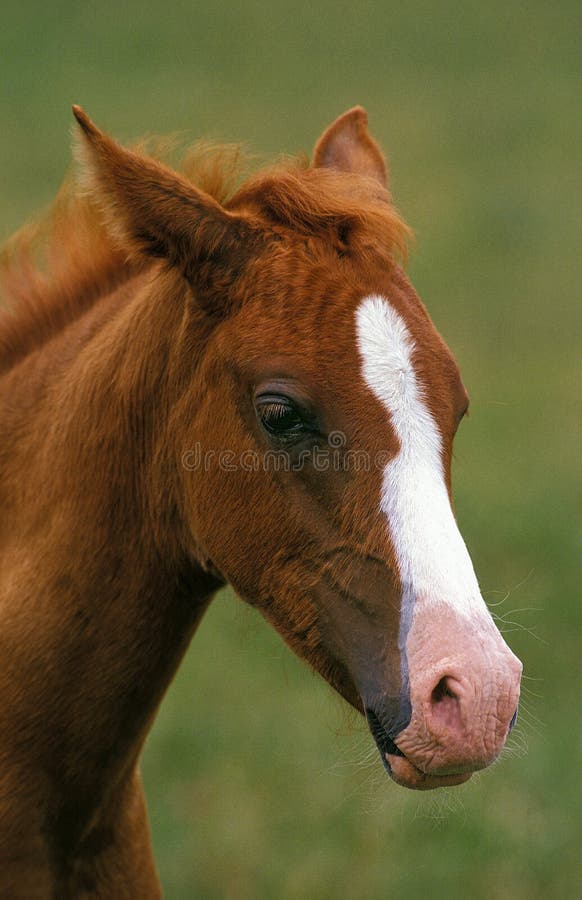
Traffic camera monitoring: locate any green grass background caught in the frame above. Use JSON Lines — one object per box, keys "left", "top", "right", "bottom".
{"left": 1, "top": 2, "right": 580, "bottom": 897}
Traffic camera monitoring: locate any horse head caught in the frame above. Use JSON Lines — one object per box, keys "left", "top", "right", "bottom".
{"left": 74, "top": 105, "right": 522, "bottom": 790}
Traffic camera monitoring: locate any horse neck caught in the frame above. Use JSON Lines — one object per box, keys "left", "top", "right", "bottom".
{"left": 0, "top": 268, "right": 223, "bottom": 847}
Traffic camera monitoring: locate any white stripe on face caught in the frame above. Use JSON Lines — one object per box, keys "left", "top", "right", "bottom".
{"left": 355, "top": 294, "right": 488, "bottom": 619}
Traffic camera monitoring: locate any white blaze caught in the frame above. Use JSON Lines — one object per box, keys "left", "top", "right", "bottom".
{"left": 356, "top": 294, "right": 486, "bottom": 618}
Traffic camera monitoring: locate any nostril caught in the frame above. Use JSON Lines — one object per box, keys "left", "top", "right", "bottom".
{"left": 431, "top": 676, "right": 459, "bottom": 704}
{"left": 429, "top": 676, "right": 463, "bottom": 735}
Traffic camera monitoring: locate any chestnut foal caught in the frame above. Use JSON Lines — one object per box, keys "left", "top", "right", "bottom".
{"left": 0, "top": 107, "right": 521, "bottom": 897}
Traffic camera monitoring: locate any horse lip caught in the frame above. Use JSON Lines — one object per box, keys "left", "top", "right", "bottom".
{"left": 365, "top": 708, "right": 406, "bottom": 764}
{"left": 365, "top": 707, "right": 472, "bottom": 788}
{"left": 385, "top": 752, "right": 473, "bottom": 790}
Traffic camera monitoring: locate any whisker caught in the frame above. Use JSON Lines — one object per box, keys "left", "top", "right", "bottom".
{"left": 495, "top": 606, "right": 543, "bottom": 619}
{"left": 484, "top": 569, "right": 536, "bottom": 604}
{"left": 490, "top": 613, "right": 547, "bottom": 644}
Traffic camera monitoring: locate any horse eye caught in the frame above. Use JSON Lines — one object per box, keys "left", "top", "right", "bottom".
{"left": 456, "top": 401, "right": 469, "bottom": 430}
{"left": 256, "top": 396, "right": 307, "bottom": 440}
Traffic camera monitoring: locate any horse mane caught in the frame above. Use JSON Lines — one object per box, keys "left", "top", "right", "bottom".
{"left": 230, "top": 162, "right": 409, "bottom": 258}
{"left": 0, "top": 136, "right": 409, "bottom": 372}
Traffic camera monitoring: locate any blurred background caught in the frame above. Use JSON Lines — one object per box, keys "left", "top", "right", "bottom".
{"left": 2, "top": 2, "right": 580, "bottom": 897}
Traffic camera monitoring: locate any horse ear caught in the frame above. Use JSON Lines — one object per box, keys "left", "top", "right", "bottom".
{"left": 72, "top": 106, "right": 257, "bottom": 308}
{"left": 313, "top": 106, "right": 387, "bottom": 187}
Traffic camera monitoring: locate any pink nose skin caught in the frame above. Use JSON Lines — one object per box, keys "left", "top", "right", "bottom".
{"left": 388, "top": 607, "right": 523, "bottom": 789}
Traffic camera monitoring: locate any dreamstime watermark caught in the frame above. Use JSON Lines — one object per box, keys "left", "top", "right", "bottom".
{"left": 181, "top": 431, "right": 392, "bottom": 474}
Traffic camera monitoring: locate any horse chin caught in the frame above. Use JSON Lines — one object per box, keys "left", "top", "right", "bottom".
{"left": 384, "top": 753, "right": 472, "bottom": 791}
{"left": 366, "top": 709, "right": 472, "bottom": 791}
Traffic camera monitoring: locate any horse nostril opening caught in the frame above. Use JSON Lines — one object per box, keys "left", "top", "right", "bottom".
{"left": 431, "top": 676, "right": 459, "bottom": 705}
{"left": 428, "top": 676, "right": 463, "bottom": 736}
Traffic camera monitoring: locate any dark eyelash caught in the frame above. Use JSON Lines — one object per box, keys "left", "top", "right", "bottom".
{"left": 261, "top": 402, "right": 292, "bottom": 421}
